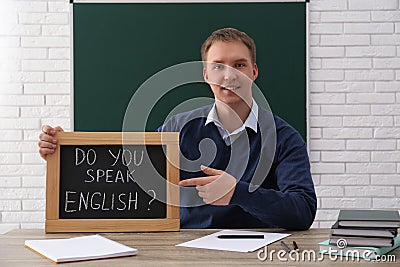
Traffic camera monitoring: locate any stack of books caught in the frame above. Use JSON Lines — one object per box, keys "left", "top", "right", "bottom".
{"left": 319, "top": 209, "right": 400, "bottom": 259}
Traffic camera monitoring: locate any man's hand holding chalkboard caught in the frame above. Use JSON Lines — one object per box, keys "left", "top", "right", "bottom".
{"left": 38, "top": 125, "right": 64, "bottom": 160}
{"left": 179, "top": 165, "right": 236, "bottom": 206}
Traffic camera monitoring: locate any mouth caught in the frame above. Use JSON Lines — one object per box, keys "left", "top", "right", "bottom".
{"left": 221, "top": 86, "right": 240, "bottom": 91}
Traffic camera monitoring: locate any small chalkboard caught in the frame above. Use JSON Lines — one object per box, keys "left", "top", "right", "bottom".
{"left": 46, "top": 132, "right": 180, "bottom": 232}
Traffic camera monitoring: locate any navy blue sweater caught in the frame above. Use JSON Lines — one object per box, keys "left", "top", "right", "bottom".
{"left": 159, "top": 105, "right": 316, "bottom": 230}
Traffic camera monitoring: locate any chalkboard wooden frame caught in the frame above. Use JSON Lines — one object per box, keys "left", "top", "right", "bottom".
{"left": 45, "top": 132, "right": 180, "bottom": 232}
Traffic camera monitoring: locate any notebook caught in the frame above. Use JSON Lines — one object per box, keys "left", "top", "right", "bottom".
{"left": 331, "top": 221, "right": 397, "bottom": 238}
{"left": 24, "top": 235, "right": 138, "bottom": 263}
{"left": 329, "top": 236, "right": 394, "bottom": 247}
{"left": 319, "top": 236, "right": 400, "bottom": 259}
{"left": 338, "top": 210, "right": 400, "bottom": 228}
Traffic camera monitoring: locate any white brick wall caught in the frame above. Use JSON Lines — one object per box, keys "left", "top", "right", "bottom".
{"left": 0, "top": 0, "right": 70, "bottom": 230}
{"left": 310, "top": 0, "right": 400, "bottom": 228}
{"left": 0, "top": 0, "right": 399, "bottom": 230}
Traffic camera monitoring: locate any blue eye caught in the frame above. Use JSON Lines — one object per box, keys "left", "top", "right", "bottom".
{"left": 213, "top": 64, "right": 224, "bottom": 70}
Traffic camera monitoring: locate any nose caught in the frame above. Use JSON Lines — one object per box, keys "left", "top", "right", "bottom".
{"left": 223, "top": 67, "right": 237, "bottom": 81}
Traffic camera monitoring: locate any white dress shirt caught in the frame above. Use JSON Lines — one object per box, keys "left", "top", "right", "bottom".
{"left": 205, "top": 99, "right": 259, "bottom": 145}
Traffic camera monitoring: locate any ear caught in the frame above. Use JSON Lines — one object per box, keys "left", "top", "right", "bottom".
{"left": 203, "top": 66, "right": 209, "bottom": 83}
{"left": 252, "top": 63, "right": 259, "bottom": 81}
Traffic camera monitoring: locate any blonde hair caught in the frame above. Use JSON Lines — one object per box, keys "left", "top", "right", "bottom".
{"left": 201, "top": 28, "right": 256, "bottom": 64}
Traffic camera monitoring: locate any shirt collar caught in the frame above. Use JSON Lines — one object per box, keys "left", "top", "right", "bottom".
{"left": 205, "top": 99, "right": 259, "bottom": 133}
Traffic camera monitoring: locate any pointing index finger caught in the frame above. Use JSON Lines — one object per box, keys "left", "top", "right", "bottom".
{"left": 179, "top": 176, "right": 215, "bottom": 187}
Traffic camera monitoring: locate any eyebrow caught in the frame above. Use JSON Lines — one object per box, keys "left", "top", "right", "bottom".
{"left": 210, "top": 58, "right": 250, "bottom": 63}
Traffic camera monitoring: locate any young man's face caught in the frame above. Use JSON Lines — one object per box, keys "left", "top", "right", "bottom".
{"left": 203, "top": 40, "right": 258, "bottom": 106}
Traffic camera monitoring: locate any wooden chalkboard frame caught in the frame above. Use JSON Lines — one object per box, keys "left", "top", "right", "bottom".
{"left": 46, "top": 132, "right": 180, "bottom": 232}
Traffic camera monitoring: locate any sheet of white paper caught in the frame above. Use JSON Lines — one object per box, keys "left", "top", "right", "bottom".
{"left": 176, "top": 230, "right": 290, "bottom": 252}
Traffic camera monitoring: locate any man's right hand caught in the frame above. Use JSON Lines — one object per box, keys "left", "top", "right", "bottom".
{"left": 38, "top": 125, "right": 64, "bottom": 160}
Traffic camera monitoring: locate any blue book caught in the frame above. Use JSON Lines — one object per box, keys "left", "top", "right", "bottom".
{"left": 318, "top": 236, "right": 400, "bottom": 259}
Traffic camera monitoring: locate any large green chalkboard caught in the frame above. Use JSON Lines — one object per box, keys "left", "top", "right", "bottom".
{"left": 73, "top": 2, "right": 307, "bottom": 139}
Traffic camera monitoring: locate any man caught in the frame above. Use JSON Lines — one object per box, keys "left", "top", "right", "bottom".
{"left": 39, "top": 28, "right": 316, "bottom": 230}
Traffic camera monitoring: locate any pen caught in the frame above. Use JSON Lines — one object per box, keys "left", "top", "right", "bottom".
{"left": 217, "top": 235, "right": 264, "bottom": 239}
{"left": 280, "top": 241, "right": 292, "bottom": 252}
{"left": 293, "top": 241, "right": 299, "bottom": 251}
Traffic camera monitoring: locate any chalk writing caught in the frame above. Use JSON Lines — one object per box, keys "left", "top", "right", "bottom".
{"left": 64, "top": 191, "right": 138, "bottom": 212}
{"left": 59, "top": 145, "right": 166, "bottom": 219}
